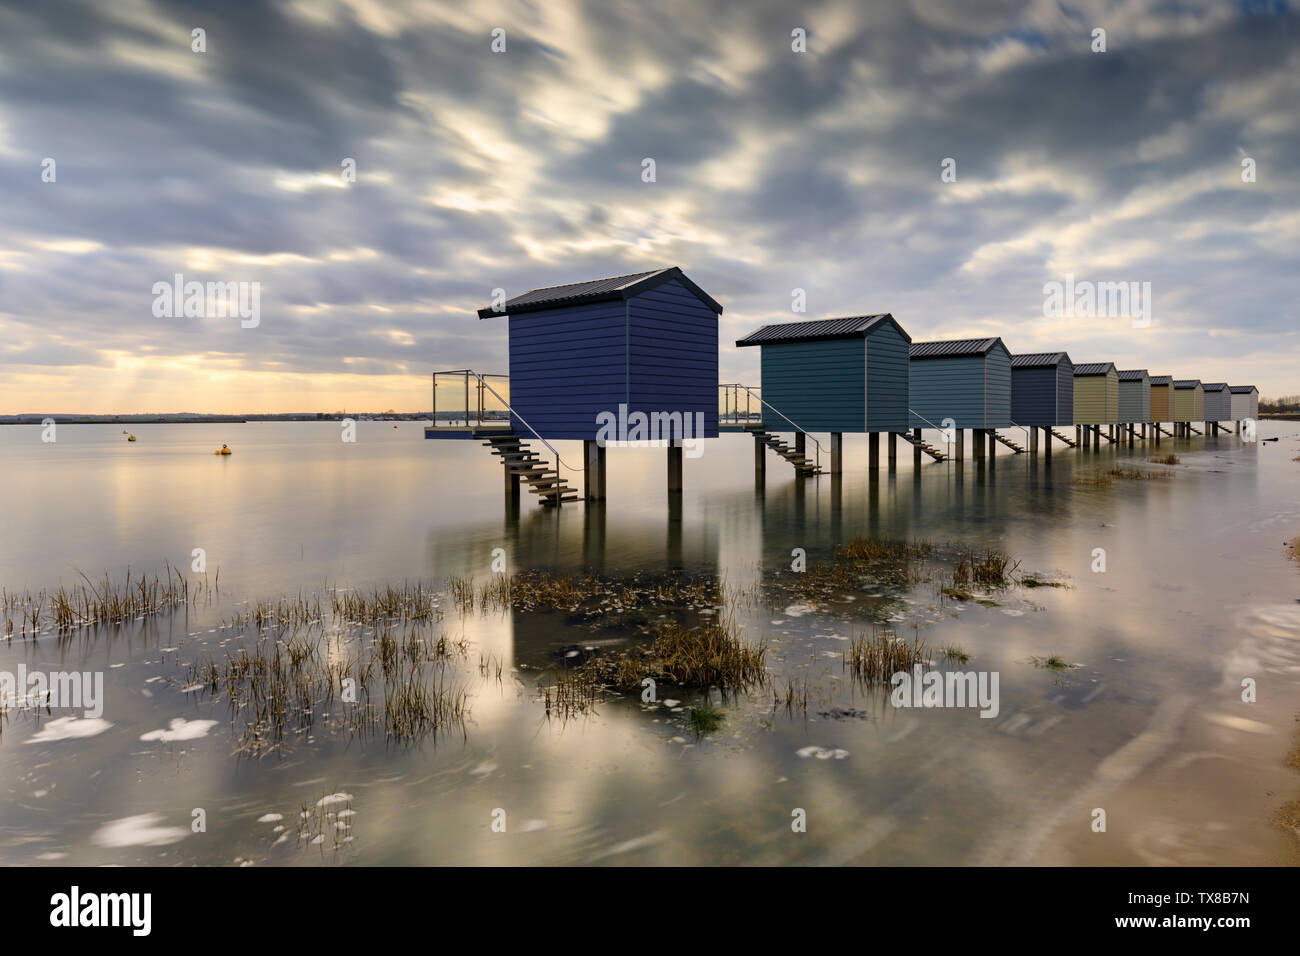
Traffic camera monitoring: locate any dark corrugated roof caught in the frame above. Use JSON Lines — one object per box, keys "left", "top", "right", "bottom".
{"left": 910, "top": 337, "right": 1004, "bottom": 358}
{"left": 1202, "top": 382, "right": 1228, "bottom": 391}
{"left": 1074, "top": 362, "right": 1116, "bottom": 375}
{"left": 735, "top": 314, "right": 908, "bottom": 347}
{"left": 1229, "top": 385, "right": 1257, "bottom": 393}
{"left": 1117, "top": 369, "right": 1149, "bottom": 381}
{"left": 1174, "top": 379, "right": 1202, "bottom": 388}
{"left": 477, "top": 266, "right": 723, "bottom": 318}
{"left": 1150, "top": 375, "right": 1173, "bottom": 386}
{"left": 1011, "top": 352, "right": 1071, "bottom": 368}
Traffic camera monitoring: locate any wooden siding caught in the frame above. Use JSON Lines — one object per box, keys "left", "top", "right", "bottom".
{"left": 628, "top": 278, "right": 719, "bottom": 437}
{"left": 1118, "top": 377, "right": 1151, "bottom": 423}
{"left": 984, "top": 344, "right": 1012, "bottom": 428}
{"left": 1202, "top": 388, "right": 1232, "bottom": 422}
{"left": 1074, "top": 369, "right": 1118, "bottom": 423}
{"left": 507, "top": 277, "right": 718, "bottom": 440}
{"left": 761, "top": 339, "right": 865, "bottom": 432}
{"left": 864, "top": 321, "right": 910, "bottom": 431}
{"left": 1229, "top": 391, "right": 1257, "bottom": 420}
{"left": 508, "top": 300, "right": 629, "bottom": 440}
{"left": 909, "top": 355, "right": 986, "bottom": 429}
{"left": 1150, "top": 383, "right": 1172, "bottom": 421}
{"left": 1056, "top": 360, "right": 1075, "bottom": 426}
{"left": 1173, "top": 385, "right": 1204, "bottom": 421}
{"left": 1011, "top": 366, "right": 1056, "bottom": 426}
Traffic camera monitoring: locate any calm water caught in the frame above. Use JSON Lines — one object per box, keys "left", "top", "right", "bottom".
{"left": 1, "top": 421, "right": 1298, "bottom": 865}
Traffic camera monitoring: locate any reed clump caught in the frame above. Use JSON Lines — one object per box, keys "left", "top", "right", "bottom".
{"left": 845, "top": 626, "right": 926, "bottom": 682}
{"left": 582, "top": 617, "right": 766, "bottom": 695}
{"left": 187, "top": 626, "right": 469, "bottom": 754}
{"left": 4, "top": 566, "right": 209, "bottom": 637}
{"left": 1148, "top": 454, "right": 1180, "bottom": 465}
{"left": 332, "top": 581, "right": 441, "bottom": 624}
{"left": 951, "top": 548, "right": 1018, "bottom": 589}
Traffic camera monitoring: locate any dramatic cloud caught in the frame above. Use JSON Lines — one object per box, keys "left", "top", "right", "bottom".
{"left": 0, "top": 0, "right": 1296, "bottom": 411}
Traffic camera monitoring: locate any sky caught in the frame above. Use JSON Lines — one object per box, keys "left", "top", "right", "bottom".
{"left": 1, "top": 0, "right": 1297, "bottom": 413}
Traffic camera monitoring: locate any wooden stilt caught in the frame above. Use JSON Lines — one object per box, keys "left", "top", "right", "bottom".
{"left": 667, "top": 442, "right": 682, "bottom": 493}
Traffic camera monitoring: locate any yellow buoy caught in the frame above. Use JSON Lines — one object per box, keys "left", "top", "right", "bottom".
{"left": 127, "top": 434, "right": 137, "bottom": 441}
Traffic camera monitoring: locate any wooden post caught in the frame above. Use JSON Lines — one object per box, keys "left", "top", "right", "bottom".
{"left": 973, "top": 429, "right": 985, "bottom": 461}
{"left": 754, "top": 433, "right": 766, "bottom": 478}
{"left": 1030, "top": 427, "right": 1039, "bottom": 454}
{"left": 830, "top": 432, "right": 843, "bottom": 475}
{"left": 955, "top": 428, "right": 965, "bottom": 462}
{"left": 868, "top": 432, "right": 880, "bottom": 470}
{"left": 584, "top": 439, "right": 606, "bottom": 501}
{"left": 913, "top": 427, "right": 922, "bottom": 468}
{"left": 888, "top": 431, "right": 897, "bottom": 470}
{"left": 794, "top": 432, "right": 805, "bottom": 459}
{"left": 1043, "top": 426, "right": 1052, "bottom": 459}
{"left": 667, "top": 442, "right": 683, "bottom": 493}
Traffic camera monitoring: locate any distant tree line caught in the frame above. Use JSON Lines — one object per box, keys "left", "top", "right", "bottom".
{"left": 1260, "top": 395, "right": 1300, "bottom": 413}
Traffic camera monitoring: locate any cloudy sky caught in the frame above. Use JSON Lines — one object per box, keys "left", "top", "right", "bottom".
{"left": 1, "top": 0, "right": 1297, "bottom": 413}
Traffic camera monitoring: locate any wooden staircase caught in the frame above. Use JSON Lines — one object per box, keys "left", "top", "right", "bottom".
{"left": 898, "top": 431, "right": 948, "bottom": 462}
{"left": 992, "top": 431, "right": 1026, "bottom": 454}
{"left": 482, "top": 434, "right": 580, "bottom": 506}
{"left": 750, "top": 428, "right": 822, "bottom": 476}
{"left": 1048, "top": 428, "right": 1078, "bottom": 448}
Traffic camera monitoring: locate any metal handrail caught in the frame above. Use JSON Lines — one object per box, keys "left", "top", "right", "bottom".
{"left": 432, "top": 369, "right": 580, "bottom": 474}
{"left": 720, "top": 383, "right": 823, "bottom": 461}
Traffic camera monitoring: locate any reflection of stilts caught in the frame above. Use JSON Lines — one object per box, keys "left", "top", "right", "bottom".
{"left": 666, "top": 491, "right": 683, "bottom": 570}
{"left": 582, "top": 502, "right": 606, "bottom": 573}
{"left": 830, "top": 474, "right": 843, "bottom": 545}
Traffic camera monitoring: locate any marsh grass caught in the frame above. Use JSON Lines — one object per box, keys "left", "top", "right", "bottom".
{"left": 1032, "top": 654, "right": 1071, "bottom": 670}
{"left": 1148, "top": 454, "right": 1180, "bottom": 465}
{"left": 580, "top": 616, "right": 767, "bottom": 697}
{"left": 455, "top": 569, "right": 726, "bottom": 618}
{"left": 187, "top": 625, "right": 469, "bottom": 754}
{"left": 951, "top": 548, "right": 1018, "bottom": 589}
{"left": 4, "top": 566, "right": 212, "bottom": 638}
{"left": 688, "top": 704, "right": 724, "bottom": 736}
{"left": 773, "top": 678, "right": 809, "bottom": 714}
{"left": 1020, "top": 576, "right": 1069, "bottom": 589}
{"left": 333, "top": 582, "right": 441, "bottom": 624}
{"left": 940, "top": 644, "right": 969, "bottom": 664}
{"left": 845, "top": 625, "right": 927, "bottom": 682}
{"left": 1287, "top": 537, "right": 1300, "bottom": 562}
{"left": 541, "top": 665, "right": 599, "bottom": 721}
{"left": 1077, "top": 466, "right": 1173, "bottom": 486}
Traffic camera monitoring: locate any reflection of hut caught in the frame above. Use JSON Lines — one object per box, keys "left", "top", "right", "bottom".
{"left": 909, "top": 337, "right": 1012, "bottom": 462}
{"left": 1010, "top": 352, "right": 1073, "bottom": 455}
